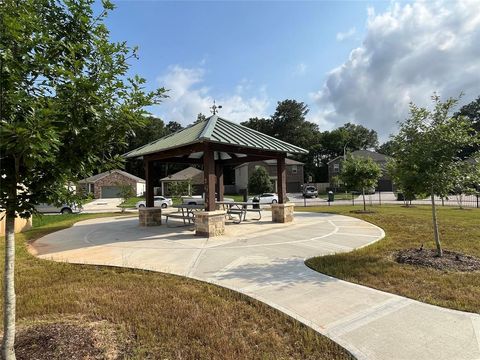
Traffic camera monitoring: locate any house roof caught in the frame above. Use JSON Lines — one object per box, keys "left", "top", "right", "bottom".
{"left": 327, "top": 150, "right": 391, "bottom": 164}
{"left": 123, "top": 115, "right": 308, "bottom": 159}
{"left": 160, "top": 167, "right": 203, "bottom": 184}
{"left": 234, "top": 158, "right": 304, "bottom": 169}
{"left": 78, "top": 169, "right": 145, "bottom": 184}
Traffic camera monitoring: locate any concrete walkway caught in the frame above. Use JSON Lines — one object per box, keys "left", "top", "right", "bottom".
{"left": 31, "top": 212, "right": 480, "bottom": 360}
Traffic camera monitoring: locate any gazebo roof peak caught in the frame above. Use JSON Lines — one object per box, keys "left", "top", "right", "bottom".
{"left": 124, "top": 114, "right": 308, "bottom": 159}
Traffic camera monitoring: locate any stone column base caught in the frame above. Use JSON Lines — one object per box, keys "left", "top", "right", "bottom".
{"left": 139, "top": 207, "right": 162, "bottom": 226}
{"left": 271, "top": 203, "right": 295, "bottom": 223}
{"left": 195, "top": 210, "right": 226, "bottom": 237}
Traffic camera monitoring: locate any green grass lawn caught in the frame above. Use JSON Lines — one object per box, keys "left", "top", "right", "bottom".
{"left": 2, "top": 213, "right": 352, "bottom": 359}
{"left": 317, "top": 193, "right": 353, "bottom": 201}
{"left": 300, "top": 205, "right": 480, "bottom": 313}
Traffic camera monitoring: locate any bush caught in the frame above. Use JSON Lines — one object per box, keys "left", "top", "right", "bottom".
{"left": 248, "top": 167, "right": 272, "bottom": 194}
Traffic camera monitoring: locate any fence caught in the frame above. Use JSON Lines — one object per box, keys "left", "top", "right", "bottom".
{"left": 291, "top": 192, "right": 480, "bottom": 208}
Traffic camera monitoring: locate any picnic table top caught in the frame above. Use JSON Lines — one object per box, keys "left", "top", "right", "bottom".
{"left": 173, "top": 204, "right": 204, "bottom": 210}
{"left": 216, "top": 201, "right": 258, "bottom": 206}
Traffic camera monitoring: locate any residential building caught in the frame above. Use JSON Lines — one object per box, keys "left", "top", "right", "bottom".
{"left": 78, "top": 169, "right": 146, "bottom": 198}
{"left": 328, "top": 150, "right": 394, "bottom": 191}
{"left": 235, "top": 159, "right": 304, "bottom": 193}
{"left": 160, "top": 166, "right": 204, "bottom": 196}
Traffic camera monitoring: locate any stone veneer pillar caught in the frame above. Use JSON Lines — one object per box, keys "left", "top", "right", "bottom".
{"left": 271, "top": 203, "right": 295, "bottom": 223}
{"left": 138, "top": 207, "right": 162, "bottom": 226}
{"left": 195, "top": 210, "right": 226, "bottom": 237}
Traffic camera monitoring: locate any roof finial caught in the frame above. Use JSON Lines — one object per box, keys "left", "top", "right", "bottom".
{"left": 210, "top": 100, "right": 222, "bottom": 115}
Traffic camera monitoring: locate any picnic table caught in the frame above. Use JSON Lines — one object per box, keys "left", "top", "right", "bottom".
{"left": 216, "top": 201, "right": 262, "bottom": 224}
{"left": 165, "top": 204, "right": 204, "bottom": 226}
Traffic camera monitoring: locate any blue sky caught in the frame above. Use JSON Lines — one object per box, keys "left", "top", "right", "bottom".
{"left": 103, "top": 1, "right": 480, "bottom": 139}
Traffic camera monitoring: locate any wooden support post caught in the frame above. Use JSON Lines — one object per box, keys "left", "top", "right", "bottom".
{"left": 145, "top": 159, "right": 154, "bottom": 207}
{"left": 215, "top": 163, "right": 224, "bottom": 201}
{"left": 277, "top": 156, "right": 286, "bottom": 204}
{"left": 203, "top": 145, "right": 216, "bottom": 211}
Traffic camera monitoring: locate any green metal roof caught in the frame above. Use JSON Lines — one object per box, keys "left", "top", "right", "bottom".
{"left": 124, "top": 115, "right": 308, "bottom": 158}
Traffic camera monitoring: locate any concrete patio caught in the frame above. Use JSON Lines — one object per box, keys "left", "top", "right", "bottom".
{"left": 31, "top": 212, "right": 480, "bottom": 360}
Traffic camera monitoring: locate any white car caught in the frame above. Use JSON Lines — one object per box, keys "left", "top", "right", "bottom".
{"left": 136, "top": 196, "right": 173, "bottom": 209}
{"left": 36, "top": 203, "right": 82, "bottom": 214}
{"left": 249, "top": 193, "right": 279, "bottom": 204}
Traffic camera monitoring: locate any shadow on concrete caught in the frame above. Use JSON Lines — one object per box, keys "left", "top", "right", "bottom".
{"left": 210, "top": 257, "right": 337, "bottom": 290}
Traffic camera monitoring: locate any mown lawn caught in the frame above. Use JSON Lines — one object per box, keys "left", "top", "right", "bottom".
{"left": 317, "top": 193, "right": 353, "bottom": 201}
{"left": 301, "top": 205, "right": 480, "bottom": 313}
{"left": 2, "top": 213, "right": 352, "bottom": 359}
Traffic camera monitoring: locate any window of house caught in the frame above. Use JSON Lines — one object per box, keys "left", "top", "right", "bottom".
{"left": 333, "top": 164, "right": 340, "bottom": 173}
{"left": 291, "top": 165, "right": 298, "bottom": 174}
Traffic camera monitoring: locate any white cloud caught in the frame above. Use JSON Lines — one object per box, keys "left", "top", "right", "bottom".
{"left": 336, "top": 27, "right": 356, "bottom": 41}
{"left": 315, "top": 0, "right": 480, "bottom": 139}
{"left": 157, "top": 65, "right": 270, "bottom": 125}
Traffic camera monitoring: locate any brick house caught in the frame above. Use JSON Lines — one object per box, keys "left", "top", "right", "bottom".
{"left": 328, "top": 150, "right": 394, "bottom": 191}
{"left": 235, "top": 159, "right": 304, "bottom": 193}
{"left": 78, "top": 169, "right": 146, "bottom": 199}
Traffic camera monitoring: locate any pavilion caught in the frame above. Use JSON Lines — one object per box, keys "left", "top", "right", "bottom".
{"left": 124, "top": 115, "right": 308, "bottom": 236}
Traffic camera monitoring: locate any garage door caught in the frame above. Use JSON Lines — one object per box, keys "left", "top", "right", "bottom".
{"left": 376, "top": 180, "right": 394, "bottom": 192}
{"left": 287, "top": 182, "right": 301, "bottom": 193}
{"left": 101, "top": 186, "right": 122, "bottom": 198}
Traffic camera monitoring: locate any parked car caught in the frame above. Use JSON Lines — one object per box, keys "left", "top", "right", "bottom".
{"left": 136, "top": 196, "right": 173, "bottom": 209}
{"left": 35, "top": 203, "right": 82, "bottom": 214}
{"left": 181, "top": 195, "right": 204, "bottom": 205}
{"left": 249, "top": 193, "right": 278, "bottom": 204}
{"left": 303, "top": 185, "right": 318, "bottom": 198}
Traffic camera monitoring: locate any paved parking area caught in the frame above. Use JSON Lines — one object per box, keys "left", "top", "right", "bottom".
{"left": 32, "top": 212, "right": 480, "bottom": 360}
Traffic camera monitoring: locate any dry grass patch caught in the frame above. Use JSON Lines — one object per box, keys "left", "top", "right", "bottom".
{"left": 301, "top": 205, "right": 480, "bottom": 313}
{"left": 1, "top": 213, "right": 352, "bottom": 359}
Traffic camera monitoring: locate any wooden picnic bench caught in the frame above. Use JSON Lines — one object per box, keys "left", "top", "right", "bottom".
{"left": 217, "top": 201, "right": 263, "bottom": 223}
{"left": 165, "top": 204, "right": 203, "bottom": 227}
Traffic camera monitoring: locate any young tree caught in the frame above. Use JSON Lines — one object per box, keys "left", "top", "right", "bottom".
{"left": 339, "top": 155, "right": 382, "bottom": 211}
{"left": 452, "top": 159, "right": 480, "bottom": 209}
{"left": 0, "top": 1, "right": 166, "bottom": 357}
{"left": 248, "top": 167, "right": 273, "bottom": 195}
{"left": 454, "top": 96, "right": 480, "bottom": 157}
{"left": 117, "top": 184, "right": 135, "bottom": 213}
{"left": 389, "top": 95, "right": 480, "bottom": 256}
{"left": 387, "top": 160, "right": 421, "bottom": 206}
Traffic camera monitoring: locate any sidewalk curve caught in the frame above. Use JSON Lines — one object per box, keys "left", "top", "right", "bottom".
{"left": 32, "top": 212, "right": 480, "bottom": 360}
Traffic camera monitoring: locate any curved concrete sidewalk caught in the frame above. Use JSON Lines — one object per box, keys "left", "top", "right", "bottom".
{"left": 32, "top": 212, "right": 480, "bottom": 360}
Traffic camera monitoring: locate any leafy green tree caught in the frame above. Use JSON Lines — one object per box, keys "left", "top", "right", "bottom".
{"left": 166, "top": 120, "right": 183, "bottom": 133}
{"left": 389, "top": 95, "right": 480, "bottom": 256}
{"left": 452, "top": 159, "right": 480, "bottom": 209}
{"left": 117, "top": 184, "right": 135, "bottom": 213}
{"left": 168, "top": 180, "right": 191, "bottom": 197}
{"left": 270, "top": 100, "right": 318, "bottom": 150}
{"left": 376, "top": 140, "right": 395, "bottom": 157}
{"left": 240, "top": 117, "right": 274, "bottom": 134}
{"left": 339, "top": 155, "right": 382, "bottom": 211}
{"left": 195, "top": 113, "right": 207, "bottom": 123}
{"left": 387, "top": 160, "right": 421, "bottom": 206}
{"left": 248, "top": 166, "right": 273, "bottom": 195}
{"left": 322, "top": 123, "right": 379, "bottom": 158}
{"left": 454, "top": 96, "right": 480, "bottom": 157}
{"left": 126, "top": 116, "right": 168, "bottom": 152}
{"left": 0, "top": 0, "right": 165, "bottom": 357}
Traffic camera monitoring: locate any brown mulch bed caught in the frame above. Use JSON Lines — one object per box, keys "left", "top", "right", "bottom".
{"left": 350, "top": 210, "right": 376, "bottom": 214}
{"left": 15, "top": 320, "right": 122, "bottom": 360}
{"left": 395, "top": 248, "right": 480, "bottom": 272}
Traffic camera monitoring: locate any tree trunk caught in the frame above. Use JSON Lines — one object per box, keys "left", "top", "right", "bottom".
{"left": 430, "top": 191, "right": 443, "bottom": 257}
{"left": 1, "top": 210, "right": 16, "bottom": 360}
{"left": 362, "top": 188, "right": 366, "bottom": 212}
